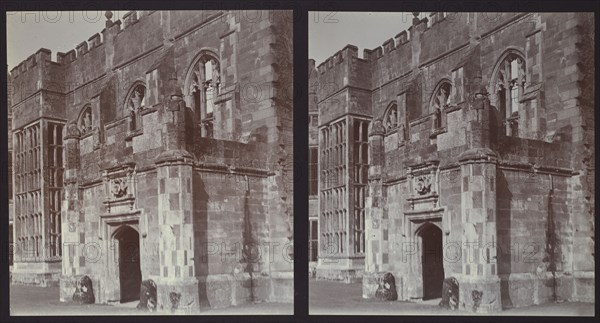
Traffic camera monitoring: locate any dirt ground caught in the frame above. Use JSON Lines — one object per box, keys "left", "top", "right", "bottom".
{"left": 309, "top": 279, "right": 595, "bottom": 316}
{"left": 9, "top": 284, "right": 292, "bottom": 316}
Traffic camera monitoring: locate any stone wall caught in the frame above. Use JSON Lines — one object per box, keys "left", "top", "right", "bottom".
{"left": 11, "top": 10, "right": 292, "bottom": 311}
{"left": 313, "top": 12, "right": 594, "bottom": 310}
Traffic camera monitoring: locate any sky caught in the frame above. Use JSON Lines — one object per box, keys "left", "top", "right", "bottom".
{"left": 6, "top": 11, "right": 129, "bottom": 70}
{"left": 8, "top": 11, "right": 427, "bottom": 70}
{"left": 309, "top": 12, "right": 428, "bottom": 66}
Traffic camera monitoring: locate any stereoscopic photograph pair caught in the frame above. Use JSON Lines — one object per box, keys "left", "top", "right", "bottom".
{"left": 3, "top": 5, "right": 595, "bottom": 318}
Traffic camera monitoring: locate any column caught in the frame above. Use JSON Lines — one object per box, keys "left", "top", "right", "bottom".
{"left": 59, "top": 122, "right": 83, "bottom": 301}
{"left": 154, "top": 86, "right": 199, "bottom": 312}
{"left": 362, "top": 119, "right": 386, "bottom": 298}
{"left": 457, "top": 87, "right": 501, "bottom": 313}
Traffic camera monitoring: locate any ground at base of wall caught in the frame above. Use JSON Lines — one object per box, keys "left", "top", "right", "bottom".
{"left": 10, "top": 284, "right": 292, "bottom": 315}
{"left": 11, "top": 272, "right": 60, "bottom": 288}
{"left": 309, "top": 279, "right": 594, "bottom": 316}
{"left": 315, "top": 268, "right": 363, "bottom": 283}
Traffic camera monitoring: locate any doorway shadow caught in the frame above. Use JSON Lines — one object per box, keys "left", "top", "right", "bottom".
{"left": 192, "top": 171, "right": 211, "bottom": 310}
{"left": 419, "top": 223, "right": 444, "bottom": 300}
{"left": 496, "top": 171, "right": 513, "bottom": 309}
{"left": 114, "top": 225, "right": 142, "bottom": 303}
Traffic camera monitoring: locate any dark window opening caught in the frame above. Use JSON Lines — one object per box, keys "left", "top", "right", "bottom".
{"left": 190, "top": 56, "right": 220, "bottom": 138}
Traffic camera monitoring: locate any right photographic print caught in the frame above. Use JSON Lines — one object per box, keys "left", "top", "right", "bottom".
{"left": 308, "top": 12, "right": 594, "bottom": 316}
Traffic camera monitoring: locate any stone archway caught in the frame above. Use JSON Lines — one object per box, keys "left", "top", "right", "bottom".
{"left": 418, "top": 223, "right": 444, "bottom": 300}
{"left": 113, "top": 225, "right": 142, "bottom": 303}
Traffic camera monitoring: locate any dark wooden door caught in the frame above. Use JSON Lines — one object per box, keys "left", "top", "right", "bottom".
{"left": 422, "top": 225, "right": 444, "bottom": 300}
{"left": 118, "top": 227, "right": 141, "bottom": 303}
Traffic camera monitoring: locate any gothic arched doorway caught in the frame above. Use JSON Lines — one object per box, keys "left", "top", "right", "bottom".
{"left": 419, "top": 223, "right": 444, "bottom": 300}
{"left": 115, "top": 226, "right": 141, "bottom": 303}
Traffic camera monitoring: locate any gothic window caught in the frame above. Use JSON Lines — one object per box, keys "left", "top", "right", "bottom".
{"left": 309, "top": 147, "right": 318, "bottom": 196}
{"left": 125, "top": 83, "right": 146, "bottom": 132}
{"left": 47, "top": 122, "right": 64, "bottom": 258}
{"left": 78, "top": 105, "right": 93, "bottom": 135}
{"left": 493, "top": 51, "right": 526, "bottom": 136}
{"left": 433, "top": 108, "right": 443, "bottom": 129}
{"left": 352, "top": 119, "right": 369, "bottom": 254}
{"left": 383, "top": 103, "right": 398, "bottom": 133}
{"left": 432, "top": 82, "right": 451, "bottom": 110}
{"left": 319, "top": 119, "right": 347, "bottom": 256}
{"left": 310, "top": 114, "right": 318, "bottom": 127}
{"left": 188, "top": 54, "right": 220, "bottom": 138}
{"left": 13, "top": 122, "right": 51, "bottom": 261}
{"left": 309, "top": 219, "right": 319, "bottom": 262}
{"left": 430, "top": 81, "right": 452, "bottom": 130}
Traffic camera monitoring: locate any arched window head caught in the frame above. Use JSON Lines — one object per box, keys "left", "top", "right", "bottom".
{"left": 125, "top": 83, "right": 147, "bottom": 132}
{"left": 187, "top": 53, "right": 220, "bottom": 138}
{"left": 432, "top": 82, "right": 452, "bottom": 110}
{"left": 429, "top": 81, "right": 452, "bottom": 130}
{"left": 126, "top": 84, "right": 146, "bottom": 111}
{"left": 383, "top": 103, "right": 398, "bottom": 133}
{"left": 492, "top": 51, "right": 526, "bottom": 136}
{"left": 78, "top": 105, "right": 93, "bottom": 135}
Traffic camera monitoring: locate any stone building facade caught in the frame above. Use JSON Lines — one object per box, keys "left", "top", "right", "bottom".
{"left": 311, "top": 12, "right": 594, "bottom": 312}
{"left": 7, "top": 73, "right": 14, "bottom": 266}
{"left": 10, "top": 10, "right": 293, "bottom": 311}
{"left": 308, "top": 60, "right": 319, "bottom": 273}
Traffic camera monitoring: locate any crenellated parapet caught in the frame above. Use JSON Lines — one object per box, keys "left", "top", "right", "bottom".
{"left": 9, "top": 11, "right": 159, "bottom": 83}
{"left": 362, "top": 29, "right": 411, "bottom": 63}
{"left": 8, "top": 11, "right": 175, "bottom": 131}
{"left": 10, "top": 48, "right": 49, "bottom": 76}
{"left": 361, "top": 14, "right": 424, "bottom": 64}
{"left": 314, "top": 44, "right": 372, "bottom": 125}
{"left": 9, "top": 48, "right": 67, "bottom": 129}
{"left": 315, "top": 45, "right": 369, "bottom": 95}
{"left": 316, "top": 44, "right": 359, "bottom": 75}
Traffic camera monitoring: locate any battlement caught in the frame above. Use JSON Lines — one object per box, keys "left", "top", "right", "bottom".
{"left": 364, "top": 15, "right": 430, "bottom": 63}
{"left": 363, "top": 31, "right": 410, "bottom": 62}
{"left": 428, "top": 12, "right": 445, "bottom": 26}
{"left": 313, "top": 12, "right": 533, "bottom": 99}
{"left": 9, "top": 11, "right": 157, "bottom": 78}
{"left": 309, "top": 58, "right": 317, "bottom": 82}
{"left": 318, "top": 12, "right": 522, "bottom": 69}
{"left": 359, "top": 12, "right": 504, "bottom": 65}
{"left": 10, "top": 48, "right": 52, "bottom": 79}
{"left": 122, "top": 10, "right": 139, "bottom": 28}
{"left": 317, "top": 44, "right": 359, "bottom": 74}
{"left": 317, "top": 12, "right": 521, "bottom": 68}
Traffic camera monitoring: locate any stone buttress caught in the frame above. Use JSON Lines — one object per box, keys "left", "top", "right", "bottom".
{"left": 456, "top": 86, "right": 501, "bottom": 313}
{"left": 154, "top": 79, "right": 199, "bottom": 312}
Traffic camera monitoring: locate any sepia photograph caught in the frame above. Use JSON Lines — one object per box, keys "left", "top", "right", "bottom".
{"left": 7, "top": 9, "right": 293, "bottom": 315}
{"left": 308, "top": 11, "right": 594, "bottom": 316}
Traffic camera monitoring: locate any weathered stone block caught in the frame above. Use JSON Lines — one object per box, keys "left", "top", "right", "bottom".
{"left": 155, "top": 278, "right": 200, "bottom": 314}
{"left": 204, "top": 274, "right": 235, "bottom": 309}
{"left": 458, "top": 276, "right": 501, "bottom": 313}
{"left": 362, "top": 272, "right": 380, "bottom": 299}
{"left": 375, "top": 272, "right": 398, "bottom": 301}
{"left": 72, "top": 275, "right": 95, "bottom": 304}
{"left": 137, "top": 279, "right": 157, "bottom": 312}
{"left": 269, "top": 271, "right": 294, "bottom": 303}
{"left": 439, "top": 277, "right": 459, "bottom": 310}
{"left": 572, "top": 271, "right": 594, "bottom": 303}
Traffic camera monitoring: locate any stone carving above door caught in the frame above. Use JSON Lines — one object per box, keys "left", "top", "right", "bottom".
{"left": 102, "top": 163, "right": 137, "bottom": 213}
{"left": 111, "top": 178, "right": 129, "bottom": 198}
{"left": 406, "top": 161, "right": 439, "bottom": 211}
{"left": 415, "top": 175, "right": 432, "bottom": 196}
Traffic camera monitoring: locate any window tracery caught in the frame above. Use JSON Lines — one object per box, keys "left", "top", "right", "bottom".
{"left": 188, "top": 54, "right": 220, "bottom": 138}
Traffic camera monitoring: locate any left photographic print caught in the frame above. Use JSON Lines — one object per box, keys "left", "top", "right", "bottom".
{"left": 6, "top": 10, "right": 293, "bottom": 315}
